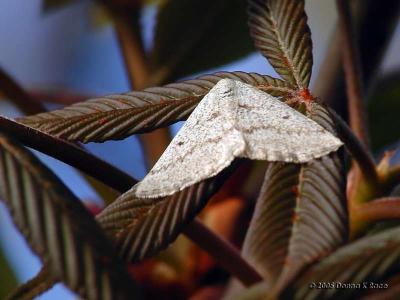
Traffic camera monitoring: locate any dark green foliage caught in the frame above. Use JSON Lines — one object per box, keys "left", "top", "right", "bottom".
{"left": 151, "top": 0, "right": 255, "bottom": 83}
{"left": 368, "top": 72, "right": 400, "bottom": 152}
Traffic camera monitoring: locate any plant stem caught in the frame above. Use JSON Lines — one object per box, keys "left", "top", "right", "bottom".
{"left": 328, "top": 108, "right": 378, "bottom": 187}
{"left": 314, "top": 1, "right": 400, "bottom": 108}
{"left": 0, "top": 116, "right": 137, "bottom": 192}
{"left": 0, "top": 65, "right": 121, "bottom": 202}
{"left": 353, "top": 197, "right": 400, "bottom": 222}
{"left": 383, "top": 165, "right": 400, "bottom": 193}
{"left": 183, "top": 219, "right": 262, "bottom": 286}
{"left": 110, "top": 5, "right": 171, "bottom": 168}
{"left": 0, "top": 67, "right": 46, "bottom": 115}
{"left": 5, "top": 267, "right": 55, "bottom": 300}
{"left": 28, "top": 89, "right": 92, "bottom": 106}
{"left": 113, "top": 12, "right": 150, "bottom": 91}
{"left": 336, "top": 0, "right": 369, "bottom": 146}
{"left": 3, "top": 117, "right": 260, "bottom": 285}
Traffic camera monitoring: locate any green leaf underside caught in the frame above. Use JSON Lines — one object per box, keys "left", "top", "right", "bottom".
{"left": 151, "top": 0, "right": 255, "bottom": 83}
{"left": 242, "top": 104, "right": 347, "bottom": 294}
{"left": 0, "top": 134, "right": 141, "bottom": 300}
{"left": 286, "top": 226, "right": 400, "bottom": 300}
{"left": 248, "top": 0, "right": 313, "bottom": 88}
{"left": 18, "top": 72, "right": 294, "bottom": 143}
{"left": 6, "top": 267, "right": 55, "bottom": 300}
{"left": 97, "top": 161, "right": 241, "bottom": 262}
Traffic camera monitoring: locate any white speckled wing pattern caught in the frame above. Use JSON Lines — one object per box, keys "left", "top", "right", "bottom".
{"left": 133, "top": 79, "right": 343, "bottom": 198}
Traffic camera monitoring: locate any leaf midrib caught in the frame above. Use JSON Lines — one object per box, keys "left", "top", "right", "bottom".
{"left": 268, "top": 5, "right": 301, "bottom": 87}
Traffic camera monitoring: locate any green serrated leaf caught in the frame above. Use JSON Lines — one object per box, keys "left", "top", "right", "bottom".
{"left": 18, "top": 72, "right": 294, "bottom": 143}
{"left": 97, "top": 160, "right": 241, "bottom": 262}
{"left": 241, "top": 104, "right": 347, "bottom": 294}
{"left": 150, "top": 0, "right": 255, "bottom": 83}
{"left": 248, "top": 0, "right": 313, "bottom": 88}
{"left": 0, "top": 133, "right": 142, "bottom": 299}
{"left": 368, "top": 72, "right": 400, "bottom": 152}
{"left": 286, "top": 226, "right": 400, "bottom": 300}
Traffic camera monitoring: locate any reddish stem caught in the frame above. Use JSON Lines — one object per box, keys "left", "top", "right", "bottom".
{"left": 353, "top": 197, "right": 400, "bottom": 222}
{"left": 184, "top": 219, "right": 263, "bottom": 286}
{"left": 328, "top": 108, "right": 378, "bottom": 188}
{"left": 5, "top": 266, "right": 55, "bottom": 300}
{"left": 0, "top": 67, "right": 46, "bottom": 115}
{"left": 336, "top": 0, "right": 369, "bottom": 146}
{"left": 109, "top": 5, "right": 171, "bottom": 168}
{"left": 0, "top": 116, "right": 137, "bottom": 192}
{"left": 28, "top": 89, "right": 92, "bottom": 106}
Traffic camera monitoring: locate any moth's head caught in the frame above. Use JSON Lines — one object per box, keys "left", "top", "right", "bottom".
{"left": 210, "top": 79, "right": 238, "bottom": 111}
{"left": 214, "top": 78, "right": 237, "bottom": 95}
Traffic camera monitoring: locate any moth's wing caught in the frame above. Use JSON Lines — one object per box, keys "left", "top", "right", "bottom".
{"left": 234, "top": 82, "right": 343, "bottom": 163}
{"left": 133, "top": 79, "right": 245, "bottom": 199}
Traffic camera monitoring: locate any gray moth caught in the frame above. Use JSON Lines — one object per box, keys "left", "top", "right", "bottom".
{"left": 133, "top": 79, "right": 343, "bottom": 199}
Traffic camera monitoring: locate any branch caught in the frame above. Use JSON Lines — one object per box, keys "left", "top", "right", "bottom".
{"left": 5, "top": 267, "right": 55, "bottom": 300}
{"left": 28, "top": 89, "right": 92, "bottom": 106}
{"left": 183, "top": 219, "right": 262, "bottom": 286}
{"left": 328, "top": 108, "right": 378, "bottom": 187}
{"left": 106, "top": 3, "right": 171, "bottom": 168}
{"left": 0, "top": 116, "right": 137, "bottom": 192}
{"left": 336, "top": 0, "right": 369, "bottom": 145}
{"left": 353, "top": 197, "right": 400, "bottom": 222}
{"left": 0, "top": 67, "right": 46, "bottom": 115}
{"left": 383, "top": 165, "right": 400, "bottom": 193}
{"left": 314, "top": 1, "right": 400, "bottom": 117}
{"left": 113, "top": 12, "right": 150, "bottom": 90}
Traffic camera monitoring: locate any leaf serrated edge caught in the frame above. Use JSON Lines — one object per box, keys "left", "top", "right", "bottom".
{"left": 18, "top": 72, "right": 295, "bottom": 143}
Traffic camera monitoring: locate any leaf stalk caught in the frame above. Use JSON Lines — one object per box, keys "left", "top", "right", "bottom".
{"left": 336, "top": 0, "right": 369, "bottom": 146}
{"left": 183, "top": 219, "right": 263, "bottom": 286}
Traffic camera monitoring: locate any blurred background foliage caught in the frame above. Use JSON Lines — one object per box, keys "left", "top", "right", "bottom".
{"left": 368, "top": 71, "right": 400, "bottom": 153}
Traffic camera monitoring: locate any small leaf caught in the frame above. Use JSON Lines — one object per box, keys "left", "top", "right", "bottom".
{"left": 151, "top": 0, "right": 255, "bottom": 83}
{"left": 286, "top": 226, "right": 400, "bottom": 300}
{"left": 18, "top": 72, "right": 294, "bottom": 143}
{"left": 248, "top": 0, "right": 313, "bottom": 87}
{"left": 0, "top": 134, "right": 141, "bottom": 299}
{"left": 97, "top": 161, "right": 241, "bottom": 262}
{"left": 241, "top": 104, "right": 347, "bottom": 293}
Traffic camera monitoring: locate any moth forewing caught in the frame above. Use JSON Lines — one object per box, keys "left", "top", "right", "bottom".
{"left": 133, "top": 79, "right": 343, "bottom": 199}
